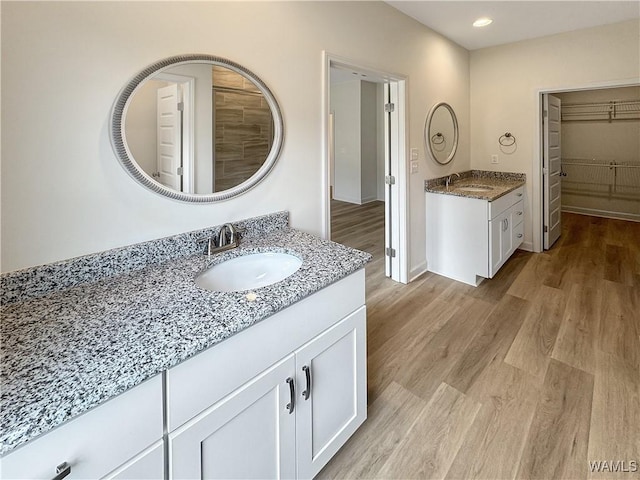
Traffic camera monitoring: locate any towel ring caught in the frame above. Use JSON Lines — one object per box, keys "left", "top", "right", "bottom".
{"left": 499, "top": 132, "right": 516, "bottom": 146}
{"left": 431, "top": 133, "right": 445, "bottom": 145}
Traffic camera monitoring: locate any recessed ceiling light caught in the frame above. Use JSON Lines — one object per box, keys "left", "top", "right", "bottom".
{"left": 473, "top": 17, "right": 493, "bottom": 27}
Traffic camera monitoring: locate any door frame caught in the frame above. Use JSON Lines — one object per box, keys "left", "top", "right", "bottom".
{"left": 322, "top": 52, "right": 409, "bottom": 283}
{"left": 533, "top": 78, "right": 640, "bottom": 252}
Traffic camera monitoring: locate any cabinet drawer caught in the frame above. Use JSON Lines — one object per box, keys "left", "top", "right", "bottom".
{"left": 489, "top": 186, "right": 524, "bottom": 219}
{"left": 0, "top": 375, "right": 163, "bottom": 480}
{"left": 512, "top": 220, "right": 525, "bottom": 249}
{"left": 512, "top": 200, "right": 525, "bottom": 227}
{"left": 167, "top": 269, "right": 366, "bottom": 431}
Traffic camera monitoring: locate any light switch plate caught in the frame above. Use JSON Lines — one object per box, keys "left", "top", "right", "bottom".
{"left": 491, "top": 154, "right": 499, "bottom": 164}
{"left": 411, "top": 148, "right": 419, "bottom": 161}
{"left": 410, "top": 161, "right": 419, "bottom": 174}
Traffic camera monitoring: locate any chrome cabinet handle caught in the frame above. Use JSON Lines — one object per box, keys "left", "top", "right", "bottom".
{"left": 302, "top": 365, "right": 311, "bottom": 400}
{"left": 517, "top": 211, "right": 523, "bottom": 216}
{"left": 517, "top": 234, "right": 523, "bottom": 238}
{"left": 286, "top": 378, "right": 295, "bottom": 414}
{"left": 52, "top": 462, "right": 71, "bottom": 480}
{"left": 517, "top": 192, "right": 523, "bottom": 197}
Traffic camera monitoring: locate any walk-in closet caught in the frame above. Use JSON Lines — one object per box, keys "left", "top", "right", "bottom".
{"left": 555, "top": 86, "right": 640, "bottom": 222}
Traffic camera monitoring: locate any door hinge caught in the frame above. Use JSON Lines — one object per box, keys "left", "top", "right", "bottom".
{"left": 177, "top": 167, "right": 184, "bottom": 175}
{"left": 385, "top": 247, "right": 396, "bottom": 258}
{"left": 542, "top": 167, "right": 548, "bottom": 175}
{"left": 544, "top": 225, "right": 548, "bottom": 232}
{"left": 543, "top": 109, "right": 548, "bottom": 118}
{"left": 177, "top": 102, "right": 184, "bottom": 112}
{"left": 385, "top": 175, "right": 396, "bottom": 185}
{"left": 384, "top": 103, "right": 395, "bottom": 113}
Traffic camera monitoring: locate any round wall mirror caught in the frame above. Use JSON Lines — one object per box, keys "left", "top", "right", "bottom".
{"left": 111, "top": 54, "right": 284, "bottom": 202}
{"left": 424, "top": 102, "right": 458, "bottom": 165}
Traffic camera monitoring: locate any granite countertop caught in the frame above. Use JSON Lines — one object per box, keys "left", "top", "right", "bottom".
{"left": 0, "top": 223, "right": 371, "bottom": 456}
{"left": 425, "top": 170, "right": 526, "bottom": 201}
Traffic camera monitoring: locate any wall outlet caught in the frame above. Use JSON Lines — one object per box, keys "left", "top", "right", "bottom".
{"left": 410, "top": 161, "right": 419, "bottom": 174}
{"left": 411, "top": 148, "right": 419, "bottom": 161}
{"left": 491, "top": 154, "right": 499, "bottom": 164}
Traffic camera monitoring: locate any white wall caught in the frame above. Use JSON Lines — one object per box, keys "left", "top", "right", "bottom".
{"left": 1, "top": 1, "right": 470, "bottom": 273}
{"left": 331, "top": 80, "right": 362, "bottom": 204}
{"left": 470, "top": 20, "right": 640, "bottom": 251}
{"left": 360, "top": 80, "right": 379, "bottom": 203}
{"left": 376, "top": 83, "right": 385, "bottom": 201}
{"left": 330, "top": 79, "right": 381, "bottom": 205}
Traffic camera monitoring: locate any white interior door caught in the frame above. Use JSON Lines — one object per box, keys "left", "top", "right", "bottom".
{"left": 384, "top": 82, "right": 401, "bottom": 279}
{"left": 156, "top": 83, "right": 182, "bottom": 191}
{"left": 543, "top": 94, "right": 562, "bottom": 249}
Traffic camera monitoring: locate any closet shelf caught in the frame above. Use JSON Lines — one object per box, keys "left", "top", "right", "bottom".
{"left": 561, "top": 99, "right": 640, "bottom": 122}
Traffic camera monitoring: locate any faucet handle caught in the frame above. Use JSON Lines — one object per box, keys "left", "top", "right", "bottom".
{"left": 196, "top": 236, "right": 214, "bottom": 256}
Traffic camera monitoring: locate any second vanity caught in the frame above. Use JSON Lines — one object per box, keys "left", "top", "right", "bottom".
{"left": 425, "top": 170, "right": 526, "bottom": 286}
{"left": 0, "top": 212, "right": 370, "bottom": 479}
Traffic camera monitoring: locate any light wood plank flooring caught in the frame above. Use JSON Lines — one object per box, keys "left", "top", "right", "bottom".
{"left": 325, "top": 201, "right": 640, "bottom": 480}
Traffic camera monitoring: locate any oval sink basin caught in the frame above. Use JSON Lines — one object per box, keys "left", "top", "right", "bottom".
{"left": 456, "top": 185, "right": 494, "bottom": 192}
{"left": 195, "top": 252, "right": 302, "bottom": 293}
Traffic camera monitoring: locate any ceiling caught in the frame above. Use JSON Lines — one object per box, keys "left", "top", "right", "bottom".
{"left": 385, "top": 1, "right": 640, "bottom": 50}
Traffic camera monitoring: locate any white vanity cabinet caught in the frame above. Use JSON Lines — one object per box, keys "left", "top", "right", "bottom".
{"left": 166, "top": 269, "right": 367, "bottom": 480}
{"left": 426, "top": 186, "right": 525, "bottom": 286}
{"left": 0, "top": 376, "right": 164, "bottom": 480}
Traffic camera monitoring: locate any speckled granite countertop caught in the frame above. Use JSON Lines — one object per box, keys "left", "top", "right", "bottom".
{"left": 425, "top": 170, "right": 526, "bottom": 201}
{"left": 0, "top": 214, "right": 370, "bottom": 456}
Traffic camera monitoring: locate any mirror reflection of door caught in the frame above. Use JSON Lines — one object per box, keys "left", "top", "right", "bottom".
{"left": 156, "top": 83, "right": 182, "bottom": 191}
{"left": 124, "top": 65, "right": 274, "bottom": 195}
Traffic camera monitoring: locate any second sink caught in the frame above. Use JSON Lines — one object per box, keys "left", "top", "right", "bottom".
{"left": 195, "top": 252, "right": 303, "bottom": 293}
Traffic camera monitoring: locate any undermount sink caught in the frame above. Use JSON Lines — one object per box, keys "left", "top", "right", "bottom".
{"left": 195, "top": 252, "right": 303, "bottom": 293}
{"left": 455, "top": 184, "right": 494, "bottom": 192}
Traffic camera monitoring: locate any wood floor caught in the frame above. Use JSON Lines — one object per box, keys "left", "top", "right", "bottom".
{"left": 324, "top": 200, "right": 640, "bottom": 480}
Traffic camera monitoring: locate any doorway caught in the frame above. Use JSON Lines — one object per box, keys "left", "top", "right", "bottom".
{"left": 323, "top": 53, "right": 408, "bottom": 283}
{"left": 536, "top": 81, "right": 640, "bottom": 251}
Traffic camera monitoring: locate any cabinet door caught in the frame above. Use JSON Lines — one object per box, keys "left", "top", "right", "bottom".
{"left": 489, "top": 211, "right": 507, "bottom": 277}
{"left": 502, "top": 211, "right": 514, "bottom": 260}
{"left": 169, "top": 355, "right": 296, "bottom": 480}
{"left": 295, "top": 306, "right": 367, "bottom": 479}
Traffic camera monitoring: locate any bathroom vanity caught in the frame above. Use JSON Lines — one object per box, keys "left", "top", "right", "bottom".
{"left": 425, "top": 171, "right": 526, "bottom": 286}
{"left": 0, "top": 213, "right": 370, "bottom": 479}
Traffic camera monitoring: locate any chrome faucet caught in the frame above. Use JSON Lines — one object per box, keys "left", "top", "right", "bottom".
{"left": 218, "top": 223, "right": 238, "bottom": 248}
{"left": 445, "top": 172, "right": 461, "bottom": 188}
{"left": 197, "top": 223, "right": 241, "bottom": 256}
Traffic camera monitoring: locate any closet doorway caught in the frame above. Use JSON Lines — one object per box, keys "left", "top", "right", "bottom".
{"left": 540, "top": 84, "right": 640, "bottom": 250}
{"left": 323, "top": 54, "right": 408, "bottom": 283}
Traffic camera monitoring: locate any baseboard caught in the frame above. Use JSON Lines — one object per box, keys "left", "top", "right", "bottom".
{"left": 562, "top": 206, "right": 640, "bottom": 223}
{"left": 360, "top": 195, "right": 378, "bottom": 204}
{"left": 332, "top": 194, "right": 361, "bottom": 205}
{"left": 519, "top": 241, "right": 534, "bottom": 252}
{"left": 409, "top": 261, "right": 428, "bottom": 282}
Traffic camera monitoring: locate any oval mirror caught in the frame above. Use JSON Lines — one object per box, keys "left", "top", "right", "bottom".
{"left": 424, "top": 102, "right": 458, "bottom": 165}
{"left": 111, "top": 55, "right": 284, "bottom": 202}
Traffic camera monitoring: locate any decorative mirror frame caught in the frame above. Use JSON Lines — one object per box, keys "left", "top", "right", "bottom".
{"left": 110, "top": 54, "right": 284, "bottom": 203}
{"left": 424, "top": 102, "right": 459, "bottom": 165}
